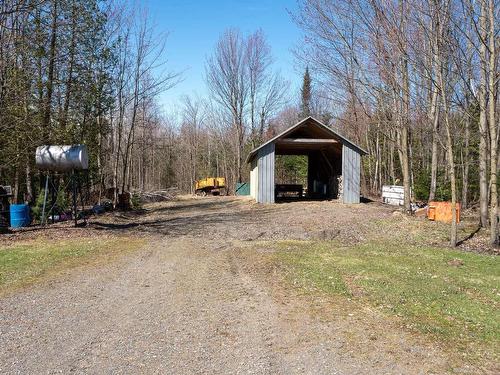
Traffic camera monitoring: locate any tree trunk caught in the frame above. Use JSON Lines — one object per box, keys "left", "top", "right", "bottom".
{"left": 428, "top": 2, "right": 440, "bottom": 202}
{"left": 389, "top": 133, "right": 395, "bottom": 184}
{"left": 428, "top": 92, "right": 440, "bottom": 202}
{"left": 462, "top": 113, "right": 470, "bottom": 208}
{"left": 437, "top": 55, "right": 457, "bottom": 246}
{"left": 488, "top": 0, "right": 498, "bottom": 245}
{"left": 13, "top": 165, "right": 19, "bottom": 204}
{"left": 401, "top": 56, "right": 412, "bottom": 212}
{"left": 433, "top": 0, "right": 457, "bottom": 246}
{"left": 60, "top": 0, "right": 77, "bottom": 133}
{"left": 479, "top": 0, "right": 489, "bottom": 228}
{"left": 25, "top": 160, "right": 32, "bottom": 203}
{"left": 42, "top": 0, "right": 58, "bottom": 141}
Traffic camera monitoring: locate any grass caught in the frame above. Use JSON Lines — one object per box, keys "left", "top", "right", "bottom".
{"left": 0, "top": 236, "right": 145, "bottom": 295}
{"left": 276, "top": 239, "right": 500, "bottom": 362}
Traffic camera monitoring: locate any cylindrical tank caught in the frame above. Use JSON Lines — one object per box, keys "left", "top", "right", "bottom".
{"left": 10, "top": 204, "right": 30, "bottom": 228}
{"left": 35, "top": 145, "right": 88, "bottom": 171}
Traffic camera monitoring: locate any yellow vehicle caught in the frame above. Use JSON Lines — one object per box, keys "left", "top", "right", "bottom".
{"left": 195, "top": 177, "right": 226, "bottom": 196}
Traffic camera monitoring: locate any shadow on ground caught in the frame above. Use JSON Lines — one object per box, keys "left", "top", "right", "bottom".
{"left": 91, "top": 198, "right": 278, "bottom": 239}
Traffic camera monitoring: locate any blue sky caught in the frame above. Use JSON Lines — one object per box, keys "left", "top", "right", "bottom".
{"left": 143, "top": 0, "right": 303, "bottom": 112}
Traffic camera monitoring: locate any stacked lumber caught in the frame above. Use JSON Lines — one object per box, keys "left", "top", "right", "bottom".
{"left": 337, "top": 176, "right": 343, "bottom": 201}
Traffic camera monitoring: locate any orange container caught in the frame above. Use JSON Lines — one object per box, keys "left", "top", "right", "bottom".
{"left": 428, "top": 201, "right": 460, "bottom": 223}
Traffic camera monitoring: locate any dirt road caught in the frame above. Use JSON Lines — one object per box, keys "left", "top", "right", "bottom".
{"left": 0, "top": 198, "right": 451, "bottom": 374}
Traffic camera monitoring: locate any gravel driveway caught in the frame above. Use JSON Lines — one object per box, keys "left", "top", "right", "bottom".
{"left": 0, "top": 197, "right": 451, "bottom": 374}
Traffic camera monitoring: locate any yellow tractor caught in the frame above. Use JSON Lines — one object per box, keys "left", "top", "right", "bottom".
{"left": 195, "top": 177, "right": 226, "bottom": 196}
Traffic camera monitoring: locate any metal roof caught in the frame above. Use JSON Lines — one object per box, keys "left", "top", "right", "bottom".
{"left": 246, "top": 116, "right": 368, "bottom": 163}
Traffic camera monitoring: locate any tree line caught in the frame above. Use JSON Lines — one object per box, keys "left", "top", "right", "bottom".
{"left": 0, "top": 0, "right": 498, "bottom": 246}
{"left": 294, "top": 0, "right": 499, "bottom": 246}
{"left": 0, "top": 0, "right": 186, "bottom": 203}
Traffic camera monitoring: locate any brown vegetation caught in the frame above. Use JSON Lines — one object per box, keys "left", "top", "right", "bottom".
{"left": 0, "top": 0, "right": 498, "bottom": 246}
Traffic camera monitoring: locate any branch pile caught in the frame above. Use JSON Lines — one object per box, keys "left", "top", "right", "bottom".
{"left": 135, "top": 188, "right": 178, "bottom": 203}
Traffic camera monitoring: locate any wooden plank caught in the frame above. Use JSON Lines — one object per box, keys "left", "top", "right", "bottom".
{"left": 278, "top": 138, "right": 339, "bottom": 144}
{"left": 382, "top": 191, "right": 405, "bottom": 199}
{"left": 382, "top": 185, "right": 404, "bottom": 193}
{"left": 384, "top": 197, "right": 404, "bottom": 206}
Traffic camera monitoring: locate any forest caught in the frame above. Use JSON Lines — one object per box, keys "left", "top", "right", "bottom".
{"left": 0, "top": 0, "right": 498, "bottom": 246}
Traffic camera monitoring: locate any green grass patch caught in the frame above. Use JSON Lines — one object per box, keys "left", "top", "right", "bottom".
{"left": 276, "top": 240, "right": 499, "bottom": 360}
{"left": 0, "top": 236, "right": 145, "bottom": 294}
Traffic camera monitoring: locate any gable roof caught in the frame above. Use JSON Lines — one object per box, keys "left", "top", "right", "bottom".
{"left": 246, "top": 116, "right": 368, "bottom": 163}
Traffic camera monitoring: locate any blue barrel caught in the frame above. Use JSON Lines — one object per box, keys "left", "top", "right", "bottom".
{"left": 10, "top": 204, "right": 30, "bottom": 228}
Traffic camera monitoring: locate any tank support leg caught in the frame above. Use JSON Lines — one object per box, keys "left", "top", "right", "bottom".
{"left": 72, "top": 170, "right": 77, "bottom": 227}
{"left": 50, "top": 172, "right": 55, "bottom": 224}
{"left": 41, "top": 174, "right": 49, "bottom": 226}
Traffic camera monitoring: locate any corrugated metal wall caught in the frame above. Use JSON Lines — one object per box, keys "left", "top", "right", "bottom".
{"left": 257, "top": 143, "right": 275, "bottom": 203}
{"left": 250, "top": 158, "right": 258, "bottom": 199}
{"left": 342, "top": 144, "right": 361, "bottom": 203}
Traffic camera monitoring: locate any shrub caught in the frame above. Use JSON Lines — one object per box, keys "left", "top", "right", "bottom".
{"left": 130, "top": 192, "right": 142, "bottom": 210}
{"left": 31, "top": 188, "right": 70, "bottom": 222}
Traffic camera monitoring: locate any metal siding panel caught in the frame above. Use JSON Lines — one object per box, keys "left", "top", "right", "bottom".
{"left": 260, "top": 151, "right": 265, "bottom": 202}
{"left": 342, "top": 146, "right": 349, "bottom": 203}
{"left": 257, "top": 143, "right": 275, "bottom": 203}
{"left": 250, "top": 158, "right": 258, "bottom": 199}
{"left": 347, "top": 149, "right": 352, "bottom": 202}
{"left": 342, "top": 145, "right": 361, "bottom": 204}
{"left": 341, "top": 146, "right": 346, "bottom": 202}
{"left": 270, "top": 145, "right": 275, "bottom": 202}
{"left": 352, "top": 148, "right": 359, "bottom": 203}
{"left": 342, "top": 147, "right": 345, "bottom": 201}
{"left": 348, "top": 147, "right": 354, "bottom": 203}
{"left": 257, "top": 156, "right": 261, "bottom": 202}
{"left": 250, "top": 161, "right": 254, "bottom": 198}
{"left": 348, "top": 148, "right": 351, "bottom": 202}
{"left": 353, "top": 151, "right": 360, "bottom": 203}
{"left": 257, "top": 154, "right": 263, "bottom": 202}
{"left": 267, "top": 143, "right": 275, "bottom": 203}
{"left": 262, "top": 150, "right": 267, "bottom": 201}
{"left": 264, "top": 146, "right": 268, "bottom": 201}
{"left": 271, "top": 145, "right": 275, "bottom": 203}
{"left": 260, "top": 149, "right": 265, "bottom": 202}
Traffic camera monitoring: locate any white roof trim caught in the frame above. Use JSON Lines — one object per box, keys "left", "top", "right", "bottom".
{"left": 246, "top": 116, "right": 368, "bottom": 163}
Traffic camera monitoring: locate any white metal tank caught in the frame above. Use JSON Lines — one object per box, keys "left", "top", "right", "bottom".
{"left": 35, "top": 145, "right": 89, "bottom": 171}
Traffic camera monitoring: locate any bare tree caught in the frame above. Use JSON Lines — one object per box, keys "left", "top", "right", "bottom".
{"left": 487, "top": 0, "right": 498, "bottom": 245}
{"left": 428, "top": 0, "right": 442, "bottom": 202}
{"left": 478, "top": 0, "right": 490, "bottom": 228}
{"left": 206, "top": 28, "right": 248, "bottom": 183}
{"left": 433, "top": 0, "right": 459, "bottom": 246}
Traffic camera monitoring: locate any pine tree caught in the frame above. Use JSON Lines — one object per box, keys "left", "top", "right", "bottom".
{"left": 299, "top": 67, "right": 312, "bottom": 118}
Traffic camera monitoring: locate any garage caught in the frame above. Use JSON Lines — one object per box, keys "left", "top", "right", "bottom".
{"left": 247, "top": 117, "right": 367, "bottom": 204}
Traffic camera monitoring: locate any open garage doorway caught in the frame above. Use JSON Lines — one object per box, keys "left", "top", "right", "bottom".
{"left": 274, "top": 141, "right": 342, "bottom": 201}
{"left": 275, "top": 155, "right": 308, "bottom": 200}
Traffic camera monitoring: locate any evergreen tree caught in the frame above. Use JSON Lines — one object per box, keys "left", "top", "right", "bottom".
{"left": 299, "top": 67, "right": 312, "bottom": 118}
